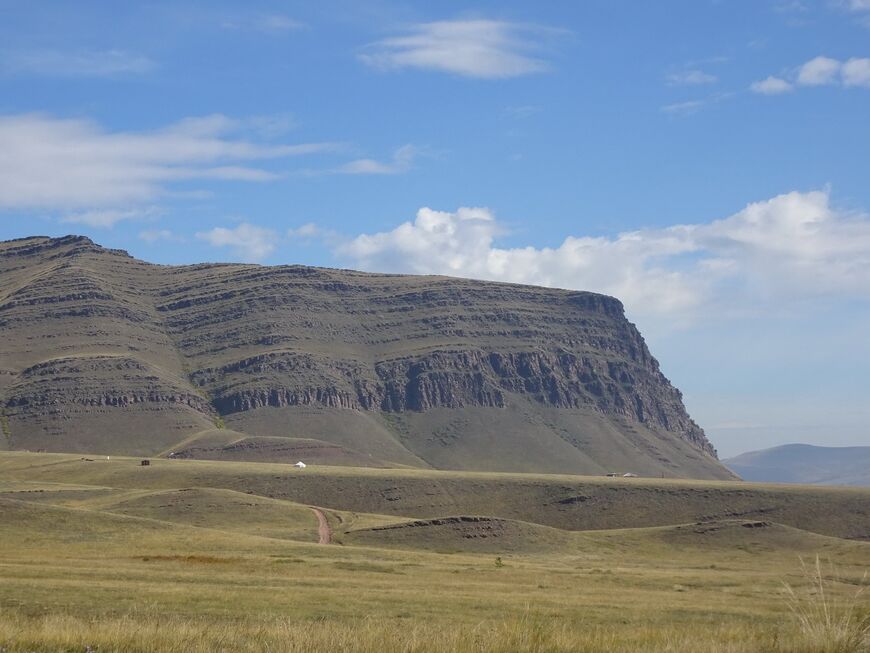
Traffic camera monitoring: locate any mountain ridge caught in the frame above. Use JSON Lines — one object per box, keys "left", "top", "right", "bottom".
{"left": 724, "top": 444, "right": 870, "bottom": 486}
{"left": 0, "top": 235, "right": 730, "bottom": 479}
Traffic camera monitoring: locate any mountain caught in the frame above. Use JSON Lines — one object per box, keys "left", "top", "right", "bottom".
{"left": 0, "top": 235, "right": 731, "bottom": 479}
{"left": 724, "top": 444, "right": 870, "bottom": 486}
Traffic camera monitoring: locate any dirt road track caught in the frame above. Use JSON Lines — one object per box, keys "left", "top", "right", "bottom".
{"left": 310, "top": 507, "right": 331, "bottom": 544}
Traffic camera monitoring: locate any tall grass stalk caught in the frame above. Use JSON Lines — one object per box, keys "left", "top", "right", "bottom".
{"left": 783, "top": 556, "right": 869, "bottom": 653}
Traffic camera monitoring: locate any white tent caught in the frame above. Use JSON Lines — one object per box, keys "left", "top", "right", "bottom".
{"left": 294, "top": 461, "right": 307, "bottom": 469}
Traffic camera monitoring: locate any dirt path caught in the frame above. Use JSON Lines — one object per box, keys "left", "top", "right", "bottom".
{"left": 310, "top": 507, "right": 331, "bottom": 545}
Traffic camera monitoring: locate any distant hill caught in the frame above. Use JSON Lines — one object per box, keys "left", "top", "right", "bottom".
{"left": 724, "top": 444, "right": 870, "bottom": 487}
{"left": 0, "top": 235, "right": 731, "bottom": 479}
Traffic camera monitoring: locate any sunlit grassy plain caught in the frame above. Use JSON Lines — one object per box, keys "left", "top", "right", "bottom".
{"left": 0, "top": 452, "right": 867, "bottom": 652}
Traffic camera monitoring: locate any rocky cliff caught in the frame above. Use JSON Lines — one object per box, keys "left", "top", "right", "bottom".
{"left": 0, "top": 235, "right": 731, "bottom": 479}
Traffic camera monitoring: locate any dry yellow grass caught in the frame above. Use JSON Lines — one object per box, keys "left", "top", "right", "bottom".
{"left": 0, "top": 609, "right": 867, "bottom": 653}
{"left": 0, "top": 452, "right": 868, "bottom": 652}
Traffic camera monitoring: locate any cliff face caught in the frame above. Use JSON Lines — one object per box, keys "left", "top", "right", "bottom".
{"left": 0, "top": 235, "right": 729, "bottom": 478}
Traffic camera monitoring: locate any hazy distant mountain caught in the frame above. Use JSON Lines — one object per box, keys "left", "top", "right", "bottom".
{"left": 0, "top": 235, "right": 732, "bottom": 479}
{"left": 724, "top": 444, "right": 870, "bottom": 487}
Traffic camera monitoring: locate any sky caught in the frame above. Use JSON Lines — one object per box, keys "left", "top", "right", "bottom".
{"left": 1, "top": 0, "right": 869, "bottom": 457}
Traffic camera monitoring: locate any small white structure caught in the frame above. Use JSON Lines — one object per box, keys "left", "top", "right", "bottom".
{"left": 294, "top": 461, "right": 307, "bottom": 469}
{"left": 623, "top": 472, "right": 638, "bottom": 478}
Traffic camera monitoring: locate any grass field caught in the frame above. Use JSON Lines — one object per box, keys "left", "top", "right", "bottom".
{"left": 1, "top": 451, "right": 868, "bottom": 652}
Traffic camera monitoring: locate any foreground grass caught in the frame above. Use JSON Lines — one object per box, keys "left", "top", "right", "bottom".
{"left": 1, "top": 452, "right": 867, "bottom": 651}
{"left": 1, "top": 610, "right": 868, "bottom": 653}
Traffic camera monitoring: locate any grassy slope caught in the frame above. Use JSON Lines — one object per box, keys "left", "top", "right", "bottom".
{"left": 0, "top": 452, "right": 870, "bottom": 540}
{"left": 1, "top": 452, "right": 868, "bottom": 541}
{"left": 0, "top": 450, "right": 868, "bottom": 652}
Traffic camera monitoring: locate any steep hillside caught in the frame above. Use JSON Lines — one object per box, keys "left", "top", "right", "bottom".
{"left": 724, "top": 444, "right": 870, "bottom": 486}
{"left": 0, "top": 235, "right": 731, "bottom": 479}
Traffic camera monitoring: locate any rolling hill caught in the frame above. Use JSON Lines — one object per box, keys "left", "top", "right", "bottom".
{"left": 0, "top": 235, "right": 731, "bottom": 479}
{"left": 724, "top": 444, "right": 870, "bottom": 486}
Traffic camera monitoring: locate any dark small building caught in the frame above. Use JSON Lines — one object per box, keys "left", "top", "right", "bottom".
{"left": 140, "top": 459, "right": 150, "bottom": 466}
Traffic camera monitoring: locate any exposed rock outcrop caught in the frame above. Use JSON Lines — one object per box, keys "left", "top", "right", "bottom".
{"left": 0, "top": 235, "right": 726, "bottom": 475}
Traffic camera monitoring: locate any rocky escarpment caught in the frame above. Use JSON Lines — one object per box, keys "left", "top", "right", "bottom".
{"left": 194, "top": 348, "right": 711, "bottom": 456}
{"left": 0, "top": 235, "right": 727, "bottom": 477}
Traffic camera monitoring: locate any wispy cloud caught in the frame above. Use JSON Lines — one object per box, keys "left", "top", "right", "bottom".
{"left": 61, "top": 207, "right": 161, "bottom": 228}
{"left": 196, "top": 223, "right": 277, "bottom": 262}
{"left": 139, "top": 229, "right": 182, "bottom": 243}
{"left": 835, "top": 0, "right": 870, "bottom": 27}
{"left": 221, "top": 13, "right": 306, "bottom": 32}
{"left": 336, "top": 144, "right": 417, "bottom": 175}
{"left": 774, "top": 0, "right": 810, "bottom": 12}
{"left": 837, "top": 0, "right": 870, "bottom": 12}
{"left": 359, "top": 20, "right": 555, "bottom": 79}
{"left": 329, "top": 191, "right": 870, "bottom": 321}
{"left": 661, "top": 99, "right": 707, "bottom": 115}
{"left": 666, "top": 69, "right": 718, "bottom": 85}
{"left": 0, "top": 113, "right": 335, "bottom": 213}
{"left": 504, "top": 105, "right": 541, "bottom": 119}
{"left": 1, "top": 49, "right": 155, "bottom": 77}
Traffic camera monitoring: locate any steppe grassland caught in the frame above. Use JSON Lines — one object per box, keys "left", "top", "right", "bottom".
{"left": 0, "top": 452, "right": 867, "bottom": 652}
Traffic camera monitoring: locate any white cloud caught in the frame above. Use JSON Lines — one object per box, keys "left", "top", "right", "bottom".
{"left": 359, "top": 20, "right": 551, "bottom": 79}
{"left": 841, "top": 0, "right": 870, "bottom": 10}
{"left": 255, "top": 14, "right": 305, "bottom": 31}
{"left": 667, "top": 70, "right": 717, "bottom": 85}
{"left": 335, "top": 191, "right": 870, "bottom": 320}
{"left": 196, "top": 223, "right": 277, "bottom": 262}
{"left": 504, "top": 105, "right": 541, "bottom": 119}
{"left": 797, "top": 56, "right": 842, "bottom": 85}
{"left": 774, "top": 0, "right": 809, "bottom": 12}
{"left": 751, "top": 76, "right": 794, "bottom": 94}
{"left": 0, "top": 113, "right": 334, "bottom": 211}
{"left": 661, "top": 99, "right": 706, "bottom": 115}
{"left": 2, "top": 49, "right": 155, "bottom": 77}
{"left": 755, "top": 55, "right": 870, "bottom": 93}
{"left": 336, "top": 144, "right": 416, "bottom": 175}
{"left": 139, "top": 229, "right": 180, "bottom": 243}
{"left": 61, "top": 207, "right": 160, "bottom": 228}
{"left": 221, "top": 13, "right": 306, "bottom": 32}
{"left": 288, "top": 223, "right": 321, "bottom": 238}
{"left": 842, "top": 57, "right": 870, "bottom": 86}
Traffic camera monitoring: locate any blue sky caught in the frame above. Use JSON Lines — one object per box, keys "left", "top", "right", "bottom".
{"left": 1, "top": 0, "right": 869, "bottom": 456}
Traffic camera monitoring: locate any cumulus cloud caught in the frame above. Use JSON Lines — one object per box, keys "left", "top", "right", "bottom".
{"left": 196, "top": 223, "right": 277, "bottom": 262}
{"left": 842, "top": 57, "right": 870, "bottom": 86}
{"left": 754, "top": 55, "right": 870, "bottom": 93}
{"left": 797, "top": 56, "right": 842, "bottom": 85}
{"left": 750, "top": 76, "right": 794, "bottom": 94}
{"left": 335, "top": 191, "right": 870, "bottom": 319}
{"left": 2, "top": 49, "right": 155, "bottom": 77}
{"left": 359, "top": 20, "right": 552, "bottom": 79}
{"left": 0, "top": 113, "right": 334, "bottom": 212}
